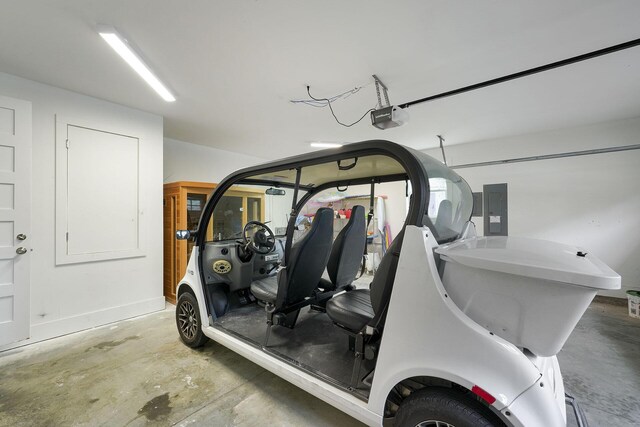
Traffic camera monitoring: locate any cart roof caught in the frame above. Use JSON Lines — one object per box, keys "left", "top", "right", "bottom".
{"left": 200, "top": 140, "right": 473, "bottom": 244}
{"left": 247, "top": 154, "right": 405, "bottom": 188}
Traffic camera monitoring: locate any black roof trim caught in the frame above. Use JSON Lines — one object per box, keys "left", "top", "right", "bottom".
{"left": 196, "top": 140, "right": 428, "bottom": 246}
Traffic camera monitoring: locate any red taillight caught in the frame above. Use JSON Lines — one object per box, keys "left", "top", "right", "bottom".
{"left": 472, "top": 385, "right": 496, "bottom": 405}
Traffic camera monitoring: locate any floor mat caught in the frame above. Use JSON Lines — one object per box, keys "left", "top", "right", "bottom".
{"left": 215, "top": 303, "right": 373, "bottom": 393}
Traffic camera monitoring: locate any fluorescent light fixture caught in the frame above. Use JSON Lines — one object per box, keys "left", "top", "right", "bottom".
{"left": 98, "top": 27, "right": 175, "bottom": 102}
{"left": 309, "top": 142, "right": 343, "bottom": 148}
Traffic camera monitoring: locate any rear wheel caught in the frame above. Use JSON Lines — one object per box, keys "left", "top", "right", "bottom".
{"left": 394, "top": 388, "right": 501, "bottom": 427}
{"left": 176, "top": 291, "right": 209, "bottom": 348}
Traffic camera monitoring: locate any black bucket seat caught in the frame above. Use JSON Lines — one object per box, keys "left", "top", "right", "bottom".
{"left": 250, "top": 207, "right": 334, "bottom": 344}
{"left": 325, "top": 229, "right": 405, "bottom": 386}
{"left": 318, "top": 205, "right": 367, "bottom": 291}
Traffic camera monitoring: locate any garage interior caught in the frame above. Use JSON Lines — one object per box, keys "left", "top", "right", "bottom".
{"left": 0, "top": 1, "right": 639, "bottom": 427}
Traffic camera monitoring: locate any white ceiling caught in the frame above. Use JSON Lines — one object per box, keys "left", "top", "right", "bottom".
{"left": 1, "top": 0, "right": 639, "bottom": 159}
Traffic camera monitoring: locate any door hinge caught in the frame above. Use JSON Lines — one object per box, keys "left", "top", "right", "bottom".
{"left": 66, "top": 139, "right": 70, "bottom": 149}
{"left": 66, "top": 232, "right": 69, "bottom": 241}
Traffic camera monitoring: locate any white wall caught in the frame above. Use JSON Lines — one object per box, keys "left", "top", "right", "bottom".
{"left": 163, "top": 137, "right": 264, "bottom": 183}
{"left": 0, "top": 72, "right": 164, "bottom": 350}
{"left": 373, "top": 181, "right": 408, "bottom": 242}
{"left": 425, "top": 116, "right": 640, "bottom": 298}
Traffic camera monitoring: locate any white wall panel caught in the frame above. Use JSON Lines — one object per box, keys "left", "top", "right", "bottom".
{"left": 67, "top": 126, "right": 139, "bottom": 254}
{"left": 56, "top": 121, "right": 143, "bottom": 263}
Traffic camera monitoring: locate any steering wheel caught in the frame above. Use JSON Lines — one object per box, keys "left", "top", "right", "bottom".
{"left": 243, "top": 221, "right": 276, "bottom": 254}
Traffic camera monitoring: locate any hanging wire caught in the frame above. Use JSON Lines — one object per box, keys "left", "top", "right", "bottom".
{"left": 290, "top": 86, "right": 364, "bottom": 108}
{"left": 305, "top": 85, "right": 374, "bottom": 128}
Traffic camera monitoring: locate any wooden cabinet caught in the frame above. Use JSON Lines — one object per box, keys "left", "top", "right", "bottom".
{"left": 163, "top": 181, "right": 266, "bottom": 304}
{"left": 163, "top": 181, "right": 217, "bottom": 304}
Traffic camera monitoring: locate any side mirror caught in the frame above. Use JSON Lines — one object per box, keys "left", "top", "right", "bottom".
{"left": 176, "top": 230, "right": 191, "bottom": 240}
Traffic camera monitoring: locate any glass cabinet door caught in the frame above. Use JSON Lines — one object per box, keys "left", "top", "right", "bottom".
{"left": 212, "top": 195, "right": 244, "bottom": 241}
{"left": 186, "top": 193, "right": 207, "bottom": 253}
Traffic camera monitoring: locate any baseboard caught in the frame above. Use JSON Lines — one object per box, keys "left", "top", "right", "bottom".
{"left": 593, "top": 295, "right": 628, "bottom": 306}
{"left": 0, "top": 296, "right": 166, "bottom": 352}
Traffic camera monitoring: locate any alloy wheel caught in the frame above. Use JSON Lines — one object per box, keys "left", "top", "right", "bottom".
{"left": 178, "top": 300, "right": 198, "bottom": 340}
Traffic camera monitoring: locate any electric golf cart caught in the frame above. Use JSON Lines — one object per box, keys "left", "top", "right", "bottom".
{"left": 174, "top": 140, "right": 620, "bottom": 426}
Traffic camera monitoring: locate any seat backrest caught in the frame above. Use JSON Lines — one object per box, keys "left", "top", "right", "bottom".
{"left": 435, "top": 200, "right": 453, "bottom": 230}
{"left": 369, "top": 228, "right": 405, "bottom": 328}
{"left": 279, "top": 207, "right": 334, "bottom": 306}
{"left": 327, "top": 205, "right": 366, "bottom": 289}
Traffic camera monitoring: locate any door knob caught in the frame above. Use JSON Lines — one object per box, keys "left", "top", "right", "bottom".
{"left": 17, "top": 233, "right": 27, "bottom": 241}
{"left": 16, "top": 247, "right": 27, "bottom": 255}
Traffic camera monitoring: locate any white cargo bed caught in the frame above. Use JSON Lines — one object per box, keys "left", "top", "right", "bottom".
{"left": 436, "top": 236, "right": 621, "bottom": 356}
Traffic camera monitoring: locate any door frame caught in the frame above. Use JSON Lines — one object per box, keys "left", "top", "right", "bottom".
{"left": 0, "top": 95, "right": 32, "bottom": 347}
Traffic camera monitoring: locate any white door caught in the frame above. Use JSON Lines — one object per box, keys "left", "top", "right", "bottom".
{"left": 0, "top": 95, "right": 31, "bottom": 346}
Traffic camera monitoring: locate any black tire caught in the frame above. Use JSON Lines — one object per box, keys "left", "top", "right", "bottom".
{"left": 176, "top": 291, "right": 209, "bottom": 348}
{"left": 395, "top": 388, "right": 501, "bottom": 427}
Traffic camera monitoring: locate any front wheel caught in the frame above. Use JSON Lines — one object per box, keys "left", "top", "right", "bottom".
{"left": 394, "top": 388, "right": 502, "bottom": 427}
{"left": 176, "top": 291, "right": 209, "bottom": 348}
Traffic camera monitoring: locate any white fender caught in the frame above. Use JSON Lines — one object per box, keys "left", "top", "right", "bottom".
{"left": 368, "top": 226, "right": 564, "bottom": 426}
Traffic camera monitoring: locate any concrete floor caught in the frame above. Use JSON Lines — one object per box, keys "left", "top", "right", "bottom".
{"left": 559, "top": 300, "right": 639, "bottom": 427}
{"left": 0, "top": 300, "right": 638, "bottom": 427}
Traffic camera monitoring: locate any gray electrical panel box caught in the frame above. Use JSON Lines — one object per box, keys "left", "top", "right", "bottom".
{"left": 483, "top": 183, "right": 508, "bottom": 236}
{"left": 472, "top": 192, "right": 483, "bottom": 217}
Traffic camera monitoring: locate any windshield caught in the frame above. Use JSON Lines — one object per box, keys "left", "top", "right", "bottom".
{"left": 207, "top": 184, "right": 296, "bottom": 241}
{"left": 414, "top": 151, "right": 473, "bottom": 243}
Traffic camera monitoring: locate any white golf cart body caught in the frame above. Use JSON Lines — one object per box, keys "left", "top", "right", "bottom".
{"left": 175, "top": 140, "right": 619, "bottom": 427}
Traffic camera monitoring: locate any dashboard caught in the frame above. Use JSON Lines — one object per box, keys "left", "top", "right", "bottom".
{"left": 202, "top": 238, "right": 285, "bottom": 291}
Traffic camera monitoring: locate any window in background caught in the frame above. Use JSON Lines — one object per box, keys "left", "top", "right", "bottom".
{"left": 186, "top": 193, "right": 207, "bottom": 254}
